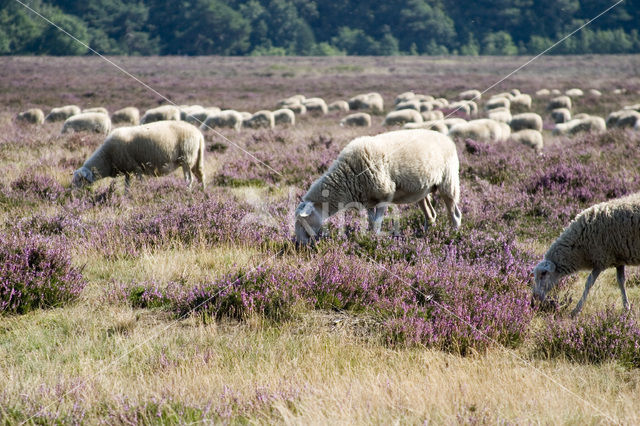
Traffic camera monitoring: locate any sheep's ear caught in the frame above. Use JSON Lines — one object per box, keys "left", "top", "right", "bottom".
{"left": 537, "top": 260, "right": 556, "bottom": 273}
{"left": 296, "top": 202, "right": 315, "bottom": 218}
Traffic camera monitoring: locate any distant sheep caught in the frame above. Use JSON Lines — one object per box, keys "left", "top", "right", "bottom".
{"left": 328, "top": 100, "right": 349, "bottom": 113}
{"left": 421, "top": 110, "right": 444, "bottom": 121}
{"left": 287, "top": 104, "right": 307, "bottom": 115}
{"left": 553, "top": 115, "right": 606, "bottom": 136}
{"left": 83, "top": 107, "right": 109, "bottom": 115}
{"left": 442, "top": 118, "right": 467, "bottom": 129}
{"left": 606, "top": 110, "right": 640, "bottom": 129}
{"left": 414, "top": 94, "right": 435, "bottom": 102}
{"left": 547, "top": 96, "right": 572, "bottom": 111}
{"left": 536, "top": 89, "right": 550, "bottom": 96}
{"left": 510, "top": 89, "right": 521, "bottom": 97}
{"left": 179, "top": 105, "right": 204, "bottom": 121}
{"left": 550, "top": 89, "right": 562, "bottom": 96}
{"left": 294, "top": 129, "right": 461, "bottom": 244}
{"left": 277, "top": 95, "right": 306, "bottom": 108}
{"left": 273, "top": 108, "right": 295, "bottom": 126}
{"left": 141, "top": 105, "right": 181, "bottom": 124}
{"left": 17, "top": 108, "right": 44, "bottom": 125}
{"left": 243, "top": 110, "right": 275, "bottom": 129}
{"left": 533, "top": 193, "right": 640, "bottom": 316}
{"left": 493, "top": 92, "right": 514, "bottom": 101}
{"left": 395, "top": 91, "right": 416, "bottom": 105}
{"left": 447, "top": 101, "right": 471, "bottom": 116}
{"left": 565, "top": 88, "right": 584, "bottom": 97}
{"left": 488, "top": 108, "right": 512, "bottom": 124}
{"left": 111, "top": 107, "right": 140, "bottom": 125}
{"left": 340, "top": 112, "right": 372, "bottom": 127}
{"left": 201, "top": 110, "right": 243, "bottom": 132}
{"left": 72, "top": 121, "right": 205, "bottom": 189}
{"left": 449, "top": 119, "right": 506, "bottom": 142}
{"left": 589, "top": 89, "right": 602, "bottom": 97}
{"left": 551, "top": 108, "right": 571, "bottom": 124}
{"left": 46, "top": 105, "right": 81, "bottom": 122}
{"left": 62, "top": 112, "right": 112, "bottom": 134}
{"left": 184, "top": 107, "right": 220, "bottom": 126}
{"left": 511, "top": 94, "right": 532, "bottom": 110}
{"left": 384, "top": 109, "right": 423, "bottom": 126}
{"left": 303, "top": 98, "right": 328, "bottom": 115}
{"left": 403, "top": 120, "right": 448, "bottom": 134}
{"left": 485, "top": 97, "right": 510, "bottom": 111}
{"left": 348, "top": 93, "right": 384, "bottom": 113}
{"left": 623, "top": 104, "right": 640, "bottom": 112}
{"left": 510, "top": 129, "right": 543, "bottom": 152}
{"left": 510, "top": 113, "right": 543, "bottom": 131}
{"left": 395, "top": 99, "right": 421, "bottom": 111}
{"left": 459, "top": 89, "right": 481, "bottom": 101}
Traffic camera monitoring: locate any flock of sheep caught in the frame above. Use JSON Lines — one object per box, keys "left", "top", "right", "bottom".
{"left": 14, "top": 84, "right": 640, "bottom": 316}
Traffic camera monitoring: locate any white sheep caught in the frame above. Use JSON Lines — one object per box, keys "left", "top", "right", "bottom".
{"left": 111, "top": 107, "right": 140, "bottom": 125}
{"left": 403, "top": 120, "right": 448, "bottom": 134}
{"left": 395, "top": 100, "right": 421, "bottom": 111}
{"left": 606, "top": 110, "right": 640, "bottom": 129}
{"left": 510, "top": 113, "right": 543, "bottom": 132}
{"left": 551, "top": 108, "right": 571, "bottom": 124}
{"left": 340, "top": 112, "right": 372, "bottom": 127}
{"left": 328, "top": 100, "right": 349, "bottom": 113}
{"left": 533, "top": 192, "right": 640, "bottom": 316}
{"left": 277, "top": 95, "right": 306, "bottom": 108}
{"left": 443, "top": 118, "right": 467, "bottom": 129}
{"left": 492, "top": 92, "right": 514, "bottom": 101}
{"left": 553, "top": 116, "right": 606, "bottom": 136}
{"left": 447, "top": 101, "right": 471, "bottom": 116}
{"left": 488, "top": 108, "right": 512, "bottom": 124}
{"left": 384, "top": 109, "right": 423, "bottom": 126}
{"left": 565, "top": 88, "right": 584, "bottom": 97}
{"left": 62, "top": 112, "right": 112, "bottom": 134}
{"left": 201, "top": 110, "right": 243, "bottom": 132}
{"left": 83, "top": 107, "right": 109, "bottom": 115}
{"left": 46, "top": 105, "right": 81, "bottom": 122}
{"left": 286, "top": 103, "right": 307, "bottom": 115}
{"left": 547, "top": 96, "right": 572, "bottom": 111}
{"left": 184, "top": 107, "right": 220, "bottom": 126}
{"left": 485, "top": 97, "right": 510, "bottom": 111}
{"left": 395, "top": 91, "right": 416, "bottom": 105}
{"left": 273, "top": 108, "right": 295, "bottom": 126}
{"left": 421, "top": 110, "right": 444, "bottom": 121}
{"left": 550, "top": 89, "right": 562, "bottom": 96}
{"left": 72, "top": 121, "right": 205, "bottom": 189}
{"left": 348, "top": 93, "right": 384, "bottom": 113}
{"left": 303, "top": 98, "right": 328, "bottom": 115}
{"left": 459, "top": 89, "right": 481, "bottom": 101}
{"left": 179, "top": 105, "right": 204, "bottom": 121}
{"left": 17, "top": 108, "right": 45, "bottom": 124}
{"left": 623, "top": 104, "right": 640, "bottom": 112}
{"left": 589, "top": 89, "right": 602, "bottom": 97}
{"left": 141, "top": 105, "right": 181, "bottom": 124}
{"left": 510, "top": 94, "right": 532, "bottom": 110}
{"left": 294, "top": 129, "right": 461, "bottom": 244}
{"left": 510, "top": 129, "right": 543, "bottom": 152}
{"left": 536, "top": 89, "right": 550, "bottom": 97}
{"left": 448, "top": 119, "right": 506, "bottom": 143}
{"left": 243, "top": 110, "right": 275, "bottom": 129}
{"left": 414, "top": 94, "right": 435, "bottom": 102}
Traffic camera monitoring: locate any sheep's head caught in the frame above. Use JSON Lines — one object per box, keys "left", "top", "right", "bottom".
{"left": 532, "top": 260, "right": 561, "bottom": 303}
{"left": 294, "top": 201, "right": 322, "bottom": 245}
{"left": 72, "top": 167, "right": 94, "bottom": 188}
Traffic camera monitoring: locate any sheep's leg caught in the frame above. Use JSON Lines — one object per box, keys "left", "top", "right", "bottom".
{"left": 191, "top": 165, "right": 205, "bottom": 190}
{"left": 418, "top": 197, "right": 437, "bottom": 232}
{"left": 367, "top": 205, "right": 387, "bottom": 234}
{"left": 617, "top": 266, "right": 630, "bottom": 311}
{"left": 571, "top": 268, "right": 601, "bottom": 317}
{"left": 442, "top": 196, "right": 462, "bottom": 229}
{"left": 182, "top": 164, "right": 193, "bottom": 188}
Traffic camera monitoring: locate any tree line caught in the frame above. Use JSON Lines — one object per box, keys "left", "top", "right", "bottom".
{"left": 2, "top": 0, "right": 639, "bottom": 56}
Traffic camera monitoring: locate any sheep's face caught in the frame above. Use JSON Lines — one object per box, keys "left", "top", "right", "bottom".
{"left": 72, "top": 167, "right": 94, "bottom": 188}
{"left": 532, "top": 260, "right": 560, "bottom": 302}
{"left": 294, "top": 201, "right": 322, "bottom": 245}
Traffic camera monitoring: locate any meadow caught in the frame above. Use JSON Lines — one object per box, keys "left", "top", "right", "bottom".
{"left": 1, "top": 55, "right": 640, "bottom": 423}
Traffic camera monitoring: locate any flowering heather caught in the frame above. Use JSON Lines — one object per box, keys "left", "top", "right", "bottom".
{"left": 10, "top": 173, "right": 65, "bottom": 202}
{"left": 0, "top": 232, "right": 86, "bottom": 314}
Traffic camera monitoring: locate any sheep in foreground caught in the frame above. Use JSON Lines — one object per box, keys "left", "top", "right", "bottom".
{"left": 340, "top": 113, "right": 371, "bottom": 127}
{"left": 62, "top": 112, "right": 112, "bottom": 134}
{"left": 533, "top": 192, "right": 640, "bottom": 316}
{"left": 46, "top": 105, "right": 81, "bottom": 122}
{"left": 294, "top": 129, "right": 461, "bottom": 244}
{"left": 273, "top": 108, "right": 295, "bottom": 126}
{"left": 201, "top": 110, "right": 243, "bottom": 132}
{"left": 17, "top": 108, "right": 45, "bottom": 124}
{"left": 141, "top": 105, "right": 181, "bottom": 124}
{"left": 72, "top": 121, "right": 205, "bottom": 189}
{"left": 510, "top": 113, "right": 543, "bottom": 132}
{"left": 111, "top": 107, "right": 140, "bottom": 125}
{"left": 510, "top": 129, "right": 543, "bottom": 152}
{"left": 551, "top": 108, "right": 571, "bottom": 124}
{"left": 384, "top": 109, "right": 423, "bottom": 126}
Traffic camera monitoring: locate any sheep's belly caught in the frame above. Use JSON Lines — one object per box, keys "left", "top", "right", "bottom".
{"left": 391, "top": 188, "right": 431, "bottom": 204}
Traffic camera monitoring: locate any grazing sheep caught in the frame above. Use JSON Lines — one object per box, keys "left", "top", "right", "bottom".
{"left": 551, "top": 108, "right": 571, "bottom": 124}
{"left": 510, "top": 113, "right": 543, "bottom": 132}
{"left": 328, "top": 100, "right": 349, "bottom": 113}
{"left": 184, "top": 108, "right": 220, "bottom": 126}
{"left": 83, "top": 107, "right": 109, "bottom": 115}
{"left": 277, "top": 95, "right": 305, "bottom": 108}
{"left": 201, "top": 110, "right": 243, "bottom": 132}
{"left": 421, "top": 110, "right": 444, "bottom": 121}
{"left": 553, "top": 115, "right": 606, "bottom": 136}
{"left": 111, "top": 107, "right": 140, "bottom": 125}
{"left": 589, "top": 89, "right": 602, "bottom": 97}
{"left": 414, "top": 94, "right": 434, "bottom": 102}
{"left": 348, "top": 93, "right": 384, "bottom": 113}
{"left": 550, "top": 89, "right": 562, "bottom": 96}
{"left": 485, "top": 97, "right": 510, "bottom": 111}
{"left": 179, "top": 105, "right": 204, "bottom": 121}
{"left": 510, "top": 89, "right": 521, "bottom": 97}
{"left": 403, "top": 120, "right": 448, "bottom": 134}
{"left": 492, "top": 92, "right": 514, "bottom": 101}
{"left": 286, "top": 103, "right": 307, "bottom": 115}
{"left": 141, "top": 105, "right": 181, "bottom": 124}
{"left": 395, "top": 100, "right": 421, "bottom": 111}
{"left": 243, "top": 110, "right": 275, "bottom": 129}
{"left": 547, "top": 96, "right": 572, "bottom": 111}
{"left": 395, "top": 91, "right": 416, "bottom": 105}
{"left": 510, "top": 129, "right": 543, "bottom": 152}
{"left": 532, "top": 192, "right": 640, "bottom": 316}
{"left": 511, "top": 94, "right": 532, "bottom": 110}
{"left": 384, "top": 109, "right": 423, "bottom": 126}
{"left": 303, "top": 98, "right": 328, "bottom": 115}
{"left": 72, "top": 121, "right": 205, "bottom": 189}
{"left": 340, "top": 112, "right": 371, "bottom": 127}
{"left": 623, "top": 104, "right": 640, "bottom": 112}
{"left": 46, "top": 105, "right": 81, "bottom": 122}
{"left": 449, "top": 119, "right": 506, "bottom": 142}
{"left": 435, "top": 98, "right": 449, "bottom": 106}
{"left": 459, "top": 89, "right": 481, "bottom": 101}
{"left": 294, "top": 129, "right": 461, "bottom": 244}
{"left": 536, "top": 89, "right": 550, "bottom": 97}
{"left": 239, "top": 111, "right": 252, "bottom": 121}
{"left": 62, "top": 112, "right": 112, "bottom": 134}
{"left": 17, "top": 108, "right": 45, "bottom": 124}
{"left": 565, "top": 88, "right": 584, "bottom": 97}
{"left": 573, "top": 113, "right": 591, "bottom": 120}
{"left": 499, "top": 121, "right": 511, "bottom": 140}
{"left": 443, "top": 118, "right": 467, "bottom": 129}
{"left": 606, "top": 110, "right": 640, "bottom": 129}
{"left": 273, "top": 108, "right": 295, "bottom": 126}
{"left": 447, "top": 101, "right": 471, "bottom": 116}
{"left": 488, "top": 108, "right": 512, "bottom": 124}
{"left": 613, "top": 88, "right": 627, "bottom": 95}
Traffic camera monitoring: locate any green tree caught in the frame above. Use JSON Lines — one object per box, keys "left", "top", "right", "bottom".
{"left": 483, "top": 31, "right": 517, "bottom": 55}
{"left": 33, "top": 12, "right": 89, "bottom": 55}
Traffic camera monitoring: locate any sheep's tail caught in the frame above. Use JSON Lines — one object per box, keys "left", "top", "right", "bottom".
{"left": 441, "top": 153, "right": 460, "bottom": 204}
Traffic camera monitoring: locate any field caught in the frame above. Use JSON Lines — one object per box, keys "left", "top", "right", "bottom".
{"left": 2, "top": 55, "right": 640, "bottom": 424}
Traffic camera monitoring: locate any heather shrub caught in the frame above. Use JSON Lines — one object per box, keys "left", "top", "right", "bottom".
{"left": 0, "top": 233, "right": 86, "bottom": 314}
{"left": 10, "top": 173, "right": 65, "bottom": 202}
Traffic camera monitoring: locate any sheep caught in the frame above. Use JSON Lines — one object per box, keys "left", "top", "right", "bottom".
{"left": 565, "top": 88, "right": 584, "bottom": 97}
{"left": 623, "top": 104, "right": 640, "bottom": 112}
{"left": 414, "top": 94, "right": 434, "bottom": 102}
{"left": 421, "top": 110, "right": 444, "bottom": 121}
{"left": 551, "top": 108, "right": 571, "bottom": 124}
{"left": 239, "top": 111, "right": 252, "bottom": 121}
{"left": 395, "top": 100, "right": 421, "bottom": 111}
{"left": 328, "top": 100, "right": 349, "bottom": 113}
{"left": 511, "top": 94, "right": 532, "bottom": 110}
{"left": 459, "top": 89, "right": 481, "bottom": 101}
{"left": 488, "top": 108, "right": 512, "bottom": 124}
{"left": 72, "top": 121, "right": 205, "bottom": 190}
{"left": 83, "top": 107, "right": 109, "bottom": 115}
{"left": 499, "top": 121, "right": 511, "bottom": 140}
{"left": 45, "top": 105, "right": 81, "bottom": 122}
{"left": 606, "top": 110, "right": 640, "bottom": 129}
{"left": 510, "top": 89, "right": 521, "bottom": 97}
{"left": 395, "top": 91, "right": 415, "bottom": 105}
{"left": 510, "top": 129, "right": 543, "bottom": 152}
{"left": 550, "top": 89, "right": 562, "bottom": 96}
{"left": 184, "top": 108, "right": 220, "bottom": 126}
{"left": 201, "top": 110, "right": 243, "bottom": 132}
{"left": 273, "top": 108, "right": 295, "bottom": 126}
{"left": 536, "top": 89, "right": 550, "bottom": 97}
{"left": 532, "top": 192, "right": 640, "bottom": 316}
{"left": 16, "top": 108, "right": 44, "bottom": 124}
{"left": 510, "top": 113, "right": 543, "bottom": 132}
{"left": 384, "top": 109, "right": 423, "bottom": 126}
{"left": 447, "top": 101, "right": 471, "bottom": 116}
{"left": 277, "top": 95, "right": 305, "bottom": 108}
{"left": 435, "top": 98, "right": 449, "bottom": 106}
{"left": 303, "top": 98, "right": 328, "bottom": 115}
{"left": 403, "top": 120, "right": 448, "bottom": 134}
{"left": 553, "top": 115, "right": 606, "bottom": 136}
{"left": 443, "top": 118, "right": 467, "bottom": 129}
{"left": 243, "top": 110, "right": 275, "bottom": 129}
{"left": 492, "top": 92, "right": 514, "bottom": 101}
{"left": 179, "top": 105, "right": 204, "bottom": 121}
{"left": 340, "top": 112, "right": 371, "bottom": 127}
{"left": 589, "top": 89, "right": 602, "bottom": 97}
{"left": 348, "top": 93, "right": 384, "bottom": 113}
{"left": 111, "top": 107, "right": 140, "bottom": 125}
{"left": 448, "top": 119, "right": 506, "bottom": 142}
{"left": 613, "top": 88, "right": 627, "bottom": 95}
{"left": 547, "top": 96, "right": 572, "bottom": 111}
{"left": 62, "top": 112, "right": 112, "bottom": 134}
{"left": 286, "top": 103, "right": 307, "bottom": 115}
{"left": 485, "top": 97, "right": 510, "bottom": 111}
{"left": 294, "top": 129, "right": 461, "bottom": 244}
{"left": 141, "top": 105, "right": 181, "bottom": 124}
